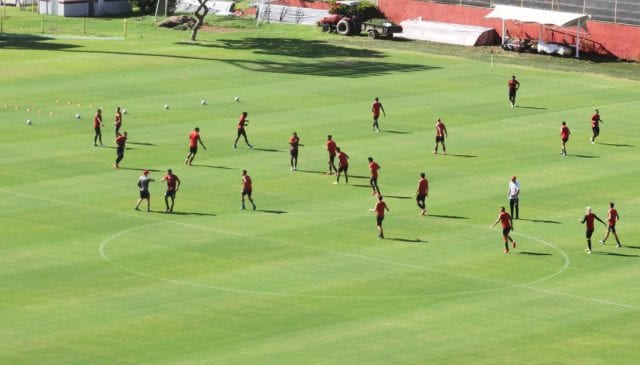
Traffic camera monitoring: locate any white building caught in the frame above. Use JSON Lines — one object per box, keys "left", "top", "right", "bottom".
{"left": 39, "top": 0, "right": 131, "bottom": 17}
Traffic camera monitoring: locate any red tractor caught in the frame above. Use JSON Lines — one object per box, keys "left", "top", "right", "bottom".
{"left": 319, "top": 14, "right": 362, "bottom": 36}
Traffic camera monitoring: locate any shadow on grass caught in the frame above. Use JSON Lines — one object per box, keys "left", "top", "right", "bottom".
{"left": 445, "top": 154, "right": 478, "bottom": 158}
{"left": 518, "top": 218, "right": 561, "bottom": 224}
{"left": 128, "top": 141, "right": 157, "bottom": 146}
{"left": 569, "top": 154, "right": 600, "bottom": 159}
{"left": 296, "top": 169, "right": 328, "bottom": 175}
{"left": 164, "top": 211, "right": 217, "bottom": 217}
{"left": 598, "top": 142, "right": 634, "bottom": 148}
{"left": 594, "top": 252, "right": 638, "bottom": 258}
{"left": 252, "top": 147, "right": 285, "bottom": 153}
{"left": 515, "top": 105, "right": 547, "bottom": 110}
{"left": 518, "top": 251, "right": 552, "bottom": 256}
{"left": 384, "top": 130, "right": 412, "bottom": 134}
{"left": 351, "top": 184, "right": 372, "bottom": 188}
{"left": 623, "top": 245, "right": 640, "bottom": 250}
{"left": 388, "top": 237, "right": 427, "bottom": 243}
{"left": 103, "top": 146, "right": 137, "bottom": 150}
{"left": 118, "top": 167, "right": 162, "bottom": 172}
{"left": 428, "top": 214, "right": 469, "bottom": 220}
{"left": 0, "top": 34, "right": 81, "bottom": 51}
{"left": 193, "top": 164, "right": 235, "bottom": 170}
{"left": 256, "top": 209, "right": 287, "bottom": 214}
{"left": 385, "top": 195, "right": 412, "bottom": 200}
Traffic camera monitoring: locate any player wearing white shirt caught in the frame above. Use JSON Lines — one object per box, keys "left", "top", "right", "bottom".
{"left": 508, "top": 176, "right": 520, "bottom": 219}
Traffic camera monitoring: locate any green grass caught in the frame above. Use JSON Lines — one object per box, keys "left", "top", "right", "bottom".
{"left": 1, "top": 13, "right": 640, "bottom": 364}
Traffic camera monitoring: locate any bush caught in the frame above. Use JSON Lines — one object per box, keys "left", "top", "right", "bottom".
{"left": 327, "top": 0, "right": 382, "bottom": 21}
{"left": 131, "top": 0, "right": 177, "bottom": 15}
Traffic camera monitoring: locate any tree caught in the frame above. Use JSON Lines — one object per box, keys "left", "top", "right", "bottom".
{"left": 190, "top": 0, "right": 209, "bottom": 41}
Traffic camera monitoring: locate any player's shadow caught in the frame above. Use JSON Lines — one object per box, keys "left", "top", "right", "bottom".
{"left": 194, "top": 164, "right": 234, "bottom": 170}
{"left": 385, "top": 195, "right": 413, "bottom": 200}
{"left": 164, "top": 211, "right": 217, "bottom": 217}
{"left": 518, "top": 251, "right": 552, "bottom": 256}
{"left": 569, "top": 154, "right": 600, "bottom": 159}
{"left": 445, "top": 154, "right": 478, "bottom": 158}
{"left": 518, "top": 218, "right": 561, "bottom": 224}
{"left": 348, "top": 175, "right": 370, "bottom": 180}
{"left": 104, "top": 146, "right": 137, "bottom": 150}
{"left": 428, "top": 214, "right": 469, "bottom": 220}
{"left": 119, "top": 167, "right": 162, "bottom": 172}
{"left": 623, "top": 245, "right": 640, "bottom": 250}
{"left": 598, "top": 142, "right": 634, "bottom": 148}
{"left": 388, "top": 237, "right": 427, "bottom": 243}
{"left": 384, "top": 130, "right": 412, "bottom": 134}
{"left": 351, "top": 184, "right": 372, "bottom": 188}
{"left": 252, "top": 147, "right": 285, "bottom": 153}
{"left": 256, "top": 210, "right": 287, "bottom": 214}
{"left": 127, "top": 141, "right": 157, "bottom": 146}
{"left": 594, "top": 252, "right": 638, "bottom": 258}
{"left": 515, "top": 106, "right": 547, "bottom": 110}
{"left": 296, "top": 169, "right": 328, "bottom": 175}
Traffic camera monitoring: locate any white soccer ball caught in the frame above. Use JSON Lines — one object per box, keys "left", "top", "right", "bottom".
{"left": 201, "top": 100, "right": 207, "bottom": 105}
{"left": 26, "top": 119, "right": 32, "bottom": 125}
{"left": 235, "top": 96, "right": 240, "bottom": 102}
{"left": 75, "top": 113, "right": 81, "bottom": 119}
{"left": 122, "top": 109, "right": 127, "bottom": 114}
{"left": 164, "top": 104, "right": 169, "bottom": 109}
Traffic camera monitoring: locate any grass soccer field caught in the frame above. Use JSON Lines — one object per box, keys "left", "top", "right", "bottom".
{"left": 1, "top": 12, "right": 640, "bottom": 364}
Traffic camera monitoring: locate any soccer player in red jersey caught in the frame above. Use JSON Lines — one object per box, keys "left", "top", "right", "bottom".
{"left": 371, "top": 97, "right": 386, "bottom": 132}
{"left": 590, "top": 109, "right": 604, "bottom": 144}
{"left": 369, "top": 194, "right": 390, "bottom": 239}
{"left": 325, "top": 135, "right": 338, "bottom": 175}
{"left": 185, "top": 127, "right": 206, "bottom": 166}
{"left": 600, "top": 202, "right": 622, "bottom": 247}
{"left": 560, "top": 121, "right": 570, "bottom": 156}
{"left": 114, "top": 107, "right": 123, "bottom": 137}
{"left": 579, "top": 206, "right": 606, "bottom": 254}
{"left": 114, "top": 131, "right": 127, "bottom": 169}
{"left": 508, "top": 75, "right": 520, "bottom": 107}
{"left": 233, "top": 112, "right": 253, "bottom": 149}
{"left": 289, "top": 132, "right": 302, "bottom": 171}
{"left": 93, "top": 108, "right": 104, "bottom": 147}
{"left": 416, "top": 172, "right": 429, "bottom": 216}
{"left": 368, "top": 157, "right": 381, "bottom": 195}
{"left": 491, "top": 207, "right": 516, "bottom": 253}
{"left": 333, "top": 147, "right": 349, "bottom": 184}
{"left": 433, "top": 118, "right": 448, "bottom": 155}
{"left": 241, "top": 169, "right": 256, "bottom": 210}
{"left": 161, "top": 169, "right": 181, "bottom": 213}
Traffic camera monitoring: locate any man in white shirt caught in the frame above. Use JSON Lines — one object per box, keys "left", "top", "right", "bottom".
{"left": 508, "top": 176, "right": 520, "bottom": 219}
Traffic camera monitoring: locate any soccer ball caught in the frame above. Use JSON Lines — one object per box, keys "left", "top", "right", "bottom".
{"left": 26, "top": 119, "right": 32, "bottom": 125}
{"left": 235, "top": 96, "right": 240, "bottom": 102}
{"left": 164, "top": 104, "right": 170, "bottom": 109}
{"left": 75, "top": 113, "right": 81, "bottom": 119}
{"left": 122, "top": 109, "right": 127, "bottom": 114}
{"left": 201, "top": 100, "right": 207, "bottom": 105}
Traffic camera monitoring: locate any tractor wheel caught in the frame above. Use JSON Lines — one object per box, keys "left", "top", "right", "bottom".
{"left": 336, "top": 19, "right": 351, "bottom": 35}
{"left": 368, "top": 30, "right": 378, "bottom": 39}
{"left": 321, "top": 24, "right": 331, "bottom": 33}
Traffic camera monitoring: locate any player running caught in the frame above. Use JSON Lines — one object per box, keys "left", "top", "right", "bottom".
{"left": 560, "top": 121, "right": 570, "bottom": 156}
{"left": 416, "top": 172, "right": 429, "bottom": 216}
{"left": 368, "top": 157, "right": 381, "bottom": 195}
{"left": 433, "top": 118, "right": 448, "bottom": 155}
{"left": 508, "top": 75, "right": 520, "bottom": 107}
{"left": 508, "top": 176, "right": 520, "bottom": 219}
{"left": 600, "top": 202, "right": 622, "bottom": 247}
{"left": 579, "top": 206, "right": 606, "bottom": 254}
{"left": 93, "top": 108, "right": 104, "bottom": 147}
{"left": 369, "top": 194, "right": 389, "bottom": 239}
{"left": 185, "top": 127, "right": 206, "bottom": 166}
{"left": 233, "top": 112, "right": 253, "bottom": 149}
{"left": 371, "top": 97, "right": 386, "bottom": 132}
{"left": 289, "top": 132, "right": 302, "bottom": 171}
{"left": 241, "top": 170, "right": 256, "bottom": 210}
{"left": 325, "top": 135, "right": 338, "bottom": 175}
{"left": 161, "top": 169, "right": 181, "bottom": 213}
{"left": 491, "top": 207, "right": 516, "bottom": 254}
{"left": 114, "top": 107, "right": 123, "bottom": 137}
{"left": 333, "top": 147, "right": 349, "bottom": 184}
{"left": 590, "top": 109, "right": 604, "bottom": 144}
{"left": 114, "top": 131, "right": 127, "bottom": 169}
{"left": 134, "top": 170, "right": 154, "bottom": 212}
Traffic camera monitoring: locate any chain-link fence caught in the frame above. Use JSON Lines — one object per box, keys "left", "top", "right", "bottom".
{"left": 419, "top": 0, "right": 640, "bottom": 26}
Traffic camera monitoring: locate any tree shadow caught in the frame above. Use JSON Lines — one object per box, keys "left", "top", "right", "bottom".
{"left": 194, "top": 164, "right": 235, "bottom": 170}
{"left": 256, "top": 209, "right": 287, "bottom": 214}
{"left": 128, "top": 141, "right": 157, "bottom": 146}
{"left": 445, "top": 154, "right": 478, "bottom": 158}
{"left": 569, "top": 154, "right": 600, "bottom": 159}
{"left": 518, "top": 251, "right": 552, "bottom": 256}
{"left": 428, "top": 214, "right": 469, "bottom": 220}
{"left": 515, "top": 105, "right": 547, "bottom": 110}
{"left": 385, "top": 195, "right": 412, "bottom": 200}
{"left": 598, "top": 142, "right": 634, "bottom": 148}
{"left": 178, "top": 38, "right": 387, "bottom": 59}
{"left": 384, "top": 130, "right": 412, "bottom": 135}
{"left": 594, "top": 252, "right": 638, "bottom": 258}
{"left": 388, "top": 237, "right": 427, "bottom": 243}
{"left": 163, "top": 211, "right": 217, "bottom": 217}
{"left": 0, "top": 34, "right": 81, "bottom": 51}
{"left": 518, "top": 218, "right": 561, "bottom": 224}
